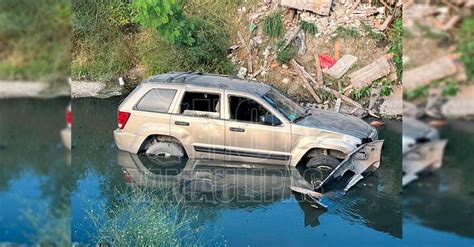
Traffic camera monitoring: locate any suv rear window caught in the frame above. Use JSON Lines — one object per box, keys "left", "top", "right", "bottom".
{"left": 135, "top": 89, "right": 176, "bottom": 113}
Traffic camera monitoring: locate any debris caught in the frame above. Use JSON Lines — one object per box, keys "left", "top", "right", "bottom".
{"left": 229, "top": 45, "right": 240, "bottom": 52}
{"left": 324, "top": 54, "right": 358, "bottom": 79}
{"left": 237, "top": 31, "right": 253, "bottom": 74}
{"left": 403, "top": 54, "right": 464, "bottom": 90}
{"left": 316, "top": 140, "right": 385, "bottom": 192}
{"left": 370, "top": 120, "right": 385, "bottom": 127}
{"left": 441, "top": 15, "right": 460, "bottom": 31}
{"left": 425, "top": 87, "right": 444, "bottom": 118}
{"left": 334, "top": 98, "right": 342, "bottom": 112}
{"left": 402, "top": 140, "right": 448, "bottom": 186}
{"left": 369, "top": 85, "right": 402, "bottom": 117}
{"left": 290, "top": 186, "right": 328, "bottom": 210}
{"left": 290, "top": 59, "right": 322, "bottom": 103}
{"left": 403, "top": 101, "right": 424, "bottom": 118}
{"left": 280, "top": 0, "right": 333, "bottom": 16}
{"left": 313, "top": 54, "right": 324, "bottom": 85}
{"left": 377, "top": 15, "right": 393, "bottom": 31}
{"left": 281, "top": 26, "right": 302, "bottom": 51}
{"left": 292, "top": 59, "right": 378, "bottom": 117}
{"left": 441, "top": 85, "right": 474, "bottom": 119}
{"left": 319, "top": 54, "right": 337, "bottom": 69}
{"left": 282, "top": 64, "right": 289, "bottom": 69}
{"left": 282, "top": 77, "right": 290, "bottom": 84}
{"left": 237, "top": 67, "right": 248, "bottom": 79}
{"left": 249, "top": 68, "right": 263, "bottom": 79}
{"left": 295, "top": 30, "right": 307, "bottom": 55}
{"left": 349, "top": 54, "right": 395, "bottom": 90}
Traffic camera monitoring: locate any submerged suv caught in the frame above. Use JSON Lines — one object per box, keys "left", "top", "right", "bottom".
{"left": 114, "top": 72, "right": 381, "bottom": 173}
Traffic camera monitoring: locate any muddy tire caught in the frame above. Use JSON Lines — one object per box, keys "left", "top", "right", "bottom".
{"left": 306, "top": 155, "right": 340, "bottom": 169}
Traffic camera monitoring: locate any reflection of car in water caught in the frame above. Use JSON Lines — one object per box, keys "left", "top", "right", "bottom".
{"left": 60, "top": 104, "right": 71, "bottom": 150}
{"left": 117, "top": 151, "right": 327, "bottom": 225}
{"left": 113, "top": 72, "right": 383, "bottom": 192}
{"left": 402, "top": 118, "right": 447, "bottom": 186}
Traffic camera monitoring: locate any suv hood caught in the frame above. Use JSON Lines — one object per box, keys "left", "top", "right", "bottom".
{"left": 295, "top": 109, "right": 374, "bottom": 139}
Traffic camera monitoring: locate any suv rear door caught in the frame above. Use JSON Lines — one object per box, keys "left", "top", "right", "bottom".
{"left": 224, "top": 92, "right": 292, "bottom": 165}
{"left": 170, "top": 86, "right": 226, "bottom": 160}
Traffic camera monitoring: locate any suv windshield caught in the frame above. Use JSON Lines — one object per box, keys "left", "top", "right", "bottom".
{"left": 262, "top": 88, "right": 307, "bottom": 122}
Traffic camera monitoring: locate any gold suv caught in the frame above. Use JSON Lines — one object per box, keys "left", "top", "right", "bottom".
{"left": 114, "top": 72, "right": 383, "bottom": 189}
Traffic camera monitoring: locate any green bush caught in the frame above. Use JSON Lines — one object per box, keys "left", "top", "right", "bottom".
{"left": 388, "top": 17, "right": 402, "bottom": 79}
{"left": 351, "top": 85, "right": 372, "bottom": 100}
{"left": 264, "top": 11, "right": 284, "bottom": 38}
{"left": 0, "top": 0, "right": 70, "bottom": 83}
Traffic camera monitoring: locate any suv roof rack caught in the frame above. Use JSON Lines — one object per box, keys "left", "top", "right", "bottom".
{"left": 165, "top": 71, "right": 202, "bottom": 83}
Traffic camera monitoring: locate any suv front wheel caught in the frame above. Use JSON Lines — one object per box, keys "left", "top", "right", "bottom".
{"left": 305, "top": 155, "right": 340, "bottom": 188}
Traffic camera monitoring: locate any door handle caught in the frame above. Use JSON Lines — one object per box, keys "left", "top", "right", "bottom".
{"left": 229, "top": 127, "right": 245, "bottom": 132}
{"left": 175, "top": 121, "right": 190, "bottom": 126}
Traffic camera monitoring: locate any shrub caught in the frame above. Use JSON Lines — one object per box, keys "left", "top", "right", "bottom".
{"left": 300, "top": 20, "right": 317, "bottom": 36}
{"left": 264, "top": 11, "right": 284, "bottom": 38}
{"left": 276, "top": 41, "right": 296, "bottom": 63}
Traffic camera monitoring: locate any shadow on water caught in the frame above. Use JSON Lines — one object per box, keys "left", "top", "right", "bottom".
{"left": 72, "top": 97, "right": 402, "bottom": 245}
{"left": 0, "top": 98, "right": 71, "bottom": 244}
{"left": 403, "top": 120, "right": 474, "bottom": 244}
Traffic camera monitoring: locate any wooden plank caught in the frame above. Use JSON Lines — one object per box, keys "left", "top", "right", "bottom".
{"left": 348, "top": 54, "right": 394, "bottom": 90}
{"left": 290, "top": 59, "right": 322, "bottom": 103}
{"left": 280, "top": 0, "right": 333, "bottom": 16}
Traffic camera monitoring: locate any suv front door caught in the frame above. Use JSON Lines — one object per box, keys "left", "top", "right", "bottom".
{"left": 224, "top": 93, "right": 291, "bottom": 165}
{"left": 170, "top": 86, "right": 225, "bottom": 160}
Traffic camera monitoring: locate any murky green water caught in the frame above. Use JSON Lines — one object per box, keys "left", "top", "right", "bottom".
{"left": 403, "top": 120, "right": 474, "bottom": 245}
{"left": 71, "top": 97, "right": 402, "bottom": 245}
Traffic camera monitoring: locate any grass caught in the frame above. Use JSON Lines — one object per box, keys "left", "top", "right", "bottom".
{"left": 456, "top": 18, "right": 474, "bottom": 80}
{"left": 351, "top": 85, "right": 372, "bottom": 100}
{"left": 334, "top": 26, "right": 360, "bottom": 39}
{"left": 87, "top": 188, "right": 207, "bottom": 246}
{"left": 264, "top": 11, "right": 284, "bottom": 38}
{"left": 404, "top": 85, "right": 429, "bottom": 100}
{"left": 300, "top": 21, "right": 317, "bottom": 36}
{"left": 388, "top": 17, "right": 403, "bottom": 80}
{"left": 0, "top": 0, "right": 70, "bottom": 84}
{"left": 276, "top": 40, "right": 296, "bottom": 63}
{"left": 72, "top": 0, "right": 238, "bottom": 84}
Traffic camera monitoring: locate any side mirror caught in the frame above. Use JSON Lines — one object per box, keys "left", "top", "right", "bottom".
{"left": 260, "top": 114, "right": 282, "bottom": 126}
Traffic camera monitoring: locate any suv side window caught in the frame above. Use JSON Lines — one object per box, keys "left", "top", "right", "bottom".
{"left": 179, "top": 92, "right": 220, "bottom": 118}
{"left": 229, "top": 96, "right": 281, "bottom": 126}
{"left": 136, "top": 88, "right": 176, "bottom": 113}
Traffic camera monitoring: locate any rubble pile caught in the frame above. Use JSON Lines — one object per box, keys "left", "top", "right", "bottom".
{"left": 403, "top": 1, "right": 474, "bottom": 120}
{"left": 229, "top": 0, "right": 402, "bottom": 119}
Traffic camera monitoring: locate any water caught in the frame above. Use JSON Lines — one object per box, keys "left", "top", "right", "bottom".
{"left": 0, "top": 98, "right": 70, "bottom": 244}
{"left": 403, "top": 120, "right": 474, "bottom": 245}
{"left": 71, "top": 97, "right": 402, "bottom": 245}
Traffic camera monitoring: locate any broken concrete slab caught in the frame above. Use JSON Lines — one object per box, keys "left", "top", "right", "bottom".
{"left": 349, "top": 54, "right": 395, "bottom": 90}
{"left": 441, "top": 85, "right": 474, "bottom": 119}
{"left": 71, "top": 80, "right": 106, "bottom": 98}
{"left": 403, "top": 54, "right": 464, "bottom": 90}
{"left": 369, "top": 85, "right": 402, "bottom": 117}
{"left": 280, "top": 0, "right": 333, "bottom": 16}
{"left": 324, "top": 54, "right": 358, "bottom": 79}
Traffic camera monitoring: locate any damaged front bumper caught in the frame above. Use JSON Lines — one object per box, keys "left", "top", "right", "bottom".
{"left": 402, "top": 140, "right": 447, "bottom": 186}
{"left": 316, "top": 140, "right": 385, "bottom": 193}
{"left": 290, "top": 140, "right": 384, "bottom": 209}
